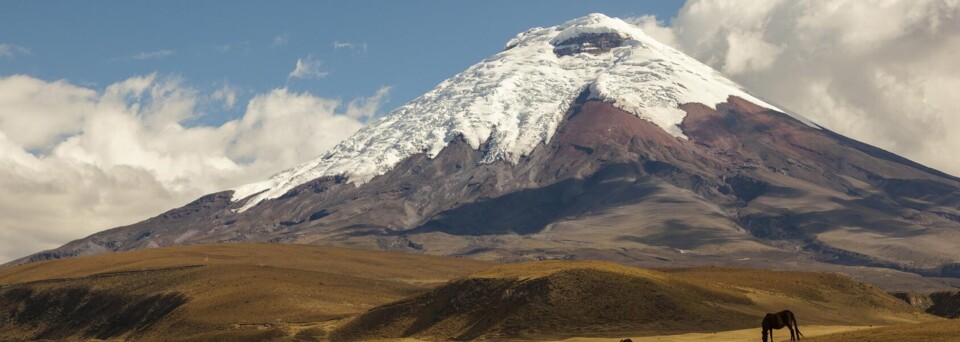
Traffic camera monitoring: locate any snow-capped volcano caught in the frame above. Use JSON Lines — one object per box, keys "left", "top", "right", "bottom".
{"left": 12, "top": 14, "right": 960, "bottom": 288}
{"left": 232, "top": 13, "right": 813, "bottom": 211}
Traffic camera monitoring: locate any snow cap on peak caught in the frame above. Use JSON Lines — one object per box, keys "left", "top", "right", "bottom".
{"left": 504, "top": 13, "right": 646, "bottom": 50}
{"left": 550, "top": 13, "right": 638, "bottom": 44}
{"left": 505, "top": 13, "right": 651, "bottom": 51}
{"left": 232, "top": 13, "right": 815, "bottom": 211}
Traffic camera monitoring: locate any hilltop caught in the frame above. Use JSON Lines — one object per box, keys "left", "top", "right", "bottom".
{"left": 333, "top": 261, "right": 929, "bottom": 341}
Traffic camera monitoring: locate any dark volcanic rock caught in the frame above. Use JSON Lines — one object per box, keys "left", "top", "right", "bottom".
{"left": 553, "top": 32, "right": 626, "bottom": 56}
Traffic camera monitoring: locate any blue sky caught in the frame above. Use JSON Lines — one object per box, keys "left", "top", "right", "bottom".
{"left": 0, "top": 1, "right": 684, "bottom": 125}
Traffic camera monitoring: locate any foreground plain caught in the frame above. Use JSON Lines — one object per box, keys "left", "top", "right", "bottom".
{"left": 0, "top": 244, "right": 491, "bottom": 340}
{"left": 0, "top": 243, "right": 953, "bottom": 341}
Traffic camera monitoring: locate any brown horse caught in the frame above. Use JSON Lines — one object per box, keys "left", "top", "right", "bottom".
{"left": 762, "top": 310, "right": 803, "bottom": 341}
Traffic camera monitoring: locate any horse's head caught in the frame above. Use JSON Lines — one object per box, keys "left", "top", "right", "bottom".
{"left": 761, "top": 313, "right": 773, "bottom": 342}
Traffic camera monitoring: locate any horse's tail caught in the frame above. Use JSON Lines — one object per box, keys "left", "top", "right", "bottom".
{"left": 793, "top": 314, "right": 804, "bottom": 339}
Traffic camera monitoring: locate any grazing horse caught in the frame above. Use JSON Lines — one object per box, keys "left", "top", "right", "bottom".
{"left": 762, "top": 310, "right": 803, "bottom": 341}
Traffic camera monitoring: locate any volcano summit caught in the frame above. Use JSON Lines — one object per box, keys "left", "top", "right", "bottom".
{"left": 13, "top": 14, "right": 960, "bottom": 287}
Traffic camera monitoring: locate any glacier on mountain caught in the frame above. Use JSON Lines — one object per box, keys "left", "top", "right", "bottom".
{"left": 232, "top": 13, "right": 817, "bottom": 211}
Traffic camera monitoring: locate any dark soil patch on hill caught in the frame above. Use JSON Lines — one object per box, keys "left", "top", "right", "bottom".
{"left": 892, "top": 291, "right": 960, "bottom": 318}
{"left": 0, "top": 286, "right": 187, "bottom": 340}
{"left": 331, "top": 266, "right": 756, "bottom": 341}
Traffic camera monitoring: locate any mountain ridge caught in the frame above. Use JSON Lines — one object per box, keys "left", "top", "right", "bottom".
{"left": 8, "top": 14, "right": 960, "bottom": 291}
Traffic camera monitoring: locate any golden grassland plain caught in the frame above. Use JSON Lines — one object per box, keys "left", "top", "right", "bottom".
{"left": 0, "top": 244, "right": 954, "bottom": 341}
{"left": 804, "top": 319, "right": 960, "bottom": 342}
{"left": 0, "top": 243, "right": 492, "bottom": 340}
{"left": 563, "top": 325, "right": 875, "bottom": 341}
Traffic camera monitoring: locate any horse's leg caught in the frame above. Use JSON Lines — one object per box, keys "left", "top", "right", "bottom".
{"left": 788, "top": 325, "right": 796, "bottom": 341}
{"left": 793, "top": 315, "right": 803, "bottom": 339}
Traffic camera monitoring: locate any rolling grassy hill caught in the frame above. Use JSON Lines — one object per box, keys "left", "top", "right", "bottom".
{"left": 0, "top": 243, "right": 492, "bottom": 341}
{"left": 0, "top": 244, "right": 948, "bottom": 341}
{"left": 332, "top": 261, "right": 933, "bottom": 341}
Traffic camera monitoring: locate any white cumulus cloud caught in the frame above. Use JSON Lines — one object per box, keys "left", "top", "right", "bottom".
{"left": 288, "top": 56, "right": 329, "bottom": 80}
{"left": 212, "top": 83, "right": 238, "bottom": 109}
{"left": 0, "top": 74, "right": 390, "bottom": 261}
{"left": 633, "top": 0, "right": 960, "bottom": 177}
